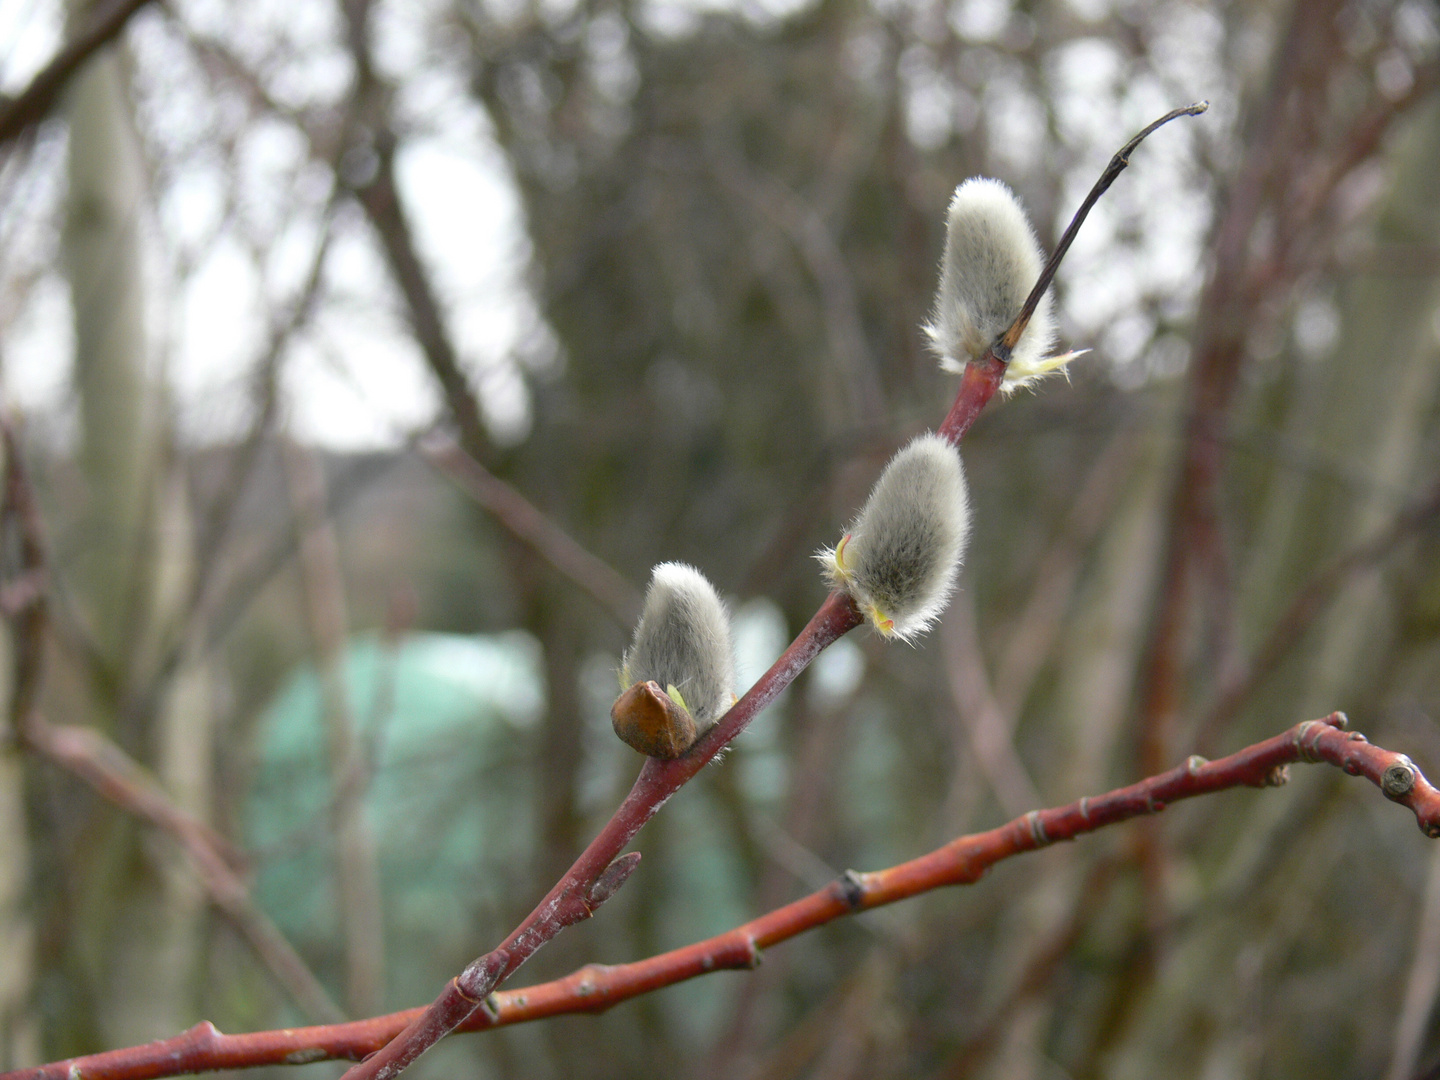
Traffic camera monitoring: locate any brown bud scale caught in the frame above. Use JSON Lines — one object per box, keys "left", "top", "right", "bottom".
{"left": 611, "top": 681, "right": 699, "bottom": 759}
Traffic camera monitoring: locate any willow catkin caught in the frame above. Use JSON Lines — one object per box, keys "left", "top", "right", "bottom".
{"left": 620, "top": 562, "right": 735, "bottom": 727}
{"left": 924, "top": 177, "right": 1081, "bottom": 394}
{"left": 819, "top": 433, "right": 970, "bottom": 641}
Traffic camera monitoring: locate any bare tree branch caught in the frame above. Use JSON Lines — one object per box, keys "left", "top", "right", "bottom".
{"left": 418, "top": 434, "right": 641, "bottom": 625}
{"left": 0, "top": 0, "right": 159, "bottom": 148}
{"left": 6, "top": 712, "right": 1436, "bottom": 1080}
{"left": 0, "top": 422, "right": 345, "bottom": 1026}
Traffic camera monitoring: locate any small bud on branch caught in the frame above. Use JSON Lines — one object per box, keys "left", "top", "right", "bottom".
{"left": 614, "top": 563, "right": 735, "bottom": 757}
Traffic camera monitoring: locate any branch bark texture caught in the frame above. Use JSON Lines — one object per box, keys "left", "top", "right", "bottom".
{"left": 7, "top": 711, "right": 1435, "bottom": 1080}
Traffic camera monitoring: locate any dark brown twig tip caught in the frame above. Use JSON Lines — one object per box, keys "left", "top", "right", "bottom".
{"left": 998, "top": 102, "right": 1209, "bottom": 354}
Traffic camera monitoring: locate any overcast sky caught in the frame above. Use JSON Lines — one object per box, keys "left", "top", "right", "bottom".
{"left": 0, "top": 0, "right": 1245, "bottom": 450}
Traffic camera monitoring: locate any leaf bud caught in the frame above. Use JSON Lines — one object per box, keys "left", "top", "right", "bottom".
{"left": 818, "top": 433, "right": 970, "bottom": 641}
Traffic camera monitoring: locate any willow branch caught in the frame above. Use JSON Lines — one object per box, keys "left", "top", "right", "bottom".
{"left": 10, "top": 711, "right": 1437, "bottom": 1080}
{"left": 331, "top": 103, "right": 1209, "bottom": 1080}
{"left": 936, "top": 103, "right": 1208, "bottom": 443}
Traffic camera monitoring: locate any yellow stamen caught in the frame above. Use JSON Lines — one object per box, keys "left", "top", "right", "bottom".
{"left": 866, "top": 603, "right": 896, "bottom": 637}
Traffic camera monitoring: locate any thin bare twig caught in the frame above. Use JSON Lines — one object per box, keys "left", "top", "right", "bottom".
{"left": 8, "top": 712, "right": 1437, "bottom": 1080}
{"left": 1197, "top": 474, "right": 1440, "bottom": 753}
{"left": 418, "top": 434, "right": 642, "bottom": 625}
{"left": 284, "top": 441, "right": 386, "bottom": 1018}
{"left": 942, "top": 595, "right": 1041, "bottom": 819}
{"left": 21, "top": 720, "right": 346, "bottom": 1025}
{"left": 0, "top": 423, "right": 345, "bottom": 1026}
{"left": 992, "top": 421, "right": 1141, "bottom": 716}
{"left": 932, "top": 858, "right": 1119, "bottom": 1080}
{"left": 1387, "top": 845, "right": 1440, "bottom": 1080}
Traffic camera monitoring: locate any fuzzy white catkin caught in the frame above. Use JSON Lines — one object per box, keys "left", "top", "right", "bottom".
{"left": 621, "top": 562, "right": 735, "bottom": 727}
{"left": 924, "top": 178, "right": 1080, "bottom": 394}
{"left": 819, "top": 433, "right": 971, "bottom": 641}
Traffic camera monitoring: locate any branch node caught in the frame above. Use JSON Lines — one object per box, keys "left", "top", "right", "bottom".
{"left": 742, "top": 936, "right": 762, "bottom": 969}
{"left": 1078, "top": 796, "right": 1091, "bottom": 822}
{"left": 1025, "top": 810, "right": 1051, "bottom": 846}
{"left": 1348, "top": 731, "right": 1369, "bottom": 742}
{"left": 285, "top": 1049, "right": 329, "bottom": 1066}
{"left": 1330, "top": 711, "right": 1350, "bottom": 730}
{"left": 838, "top": 869, "right": 867, "bottom": 910}
{"left": 1383, "top": 757, "right": 1418, "bottom": 800}
{"left": 1186, "top": 755, "right": 1208, "bottom": 775}
{"left": 1264, "top": 764, "right": 1290, "bottom": 787}
{"left": 1294, "top": 721, "right": 1324, "bottom": 762}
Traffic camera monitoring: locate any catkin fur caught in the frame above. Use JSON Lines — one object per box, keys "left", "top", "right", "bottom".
{"left": 820, "top": 433, "right": 970, "bottom": 641}
{"left": 924, "top": 178, "right": 1075, "bottom": 394}
{"left": 621, "top": 562, "right": 735, "bottom": 727}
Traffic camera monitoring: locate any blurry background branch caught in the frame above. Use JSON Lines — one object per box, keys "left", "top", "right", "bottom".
{"left": 1, "top": 426, "right": 345, "bottom": 1025}
{"left": 0, "top": 0, "right": 159, "bottom": 148}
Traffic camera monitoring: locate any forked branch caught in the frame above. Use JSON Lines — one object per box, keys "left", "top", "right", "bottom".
{"left": 8, "top": 711, "right": 1435, "bottom": 1080}
{"left": 328, "top": 102, "right": 1211, "bottom": 1080}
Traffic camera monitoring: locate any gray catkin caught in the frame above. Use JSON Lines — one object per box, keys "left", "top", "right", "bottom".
{"left": 821, "top": 433, "right": 970, "bottom": 641}
{"left": 923, "top": 178, "right": 1065, "bottom": 394}
{"left": 621, "top": 562, "right": 735, "bottom": 727}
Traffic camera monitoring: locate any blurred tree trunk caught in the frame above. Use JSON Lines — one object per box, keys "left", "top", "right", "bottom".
{"left": 60, "top": 25, "right": 211, "bottom": 1049}
{"left": 0, "top": 603, "right": 38, "bottom": 1067}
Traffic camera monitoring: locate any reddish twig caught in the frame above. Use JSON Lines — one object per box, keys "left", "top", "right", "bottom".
{"left": 9, "top": 711, "right": 1437, "bottom": 1080}
{"left": 327, "top": 103, "right": 1208, "bottom": 1080}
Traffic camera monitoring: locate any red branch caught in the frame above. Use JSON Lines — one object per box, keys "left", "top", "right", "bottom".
{"left": 278, "top": 104, "right": 1208, "bottom": 1080}
{"left": 0, "top": 106, "right": 1203, "bottom": 1080}
{"left": 10, "top": 712, "right": 1436, "bottom": 1080}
